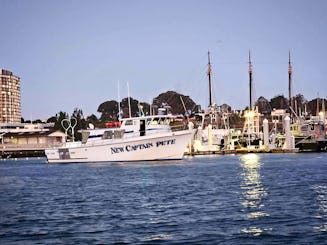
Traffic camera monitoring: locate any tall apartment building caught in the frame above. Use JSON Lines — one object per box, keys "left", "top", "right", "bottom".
{"left": 0, "top": 69, "right": 21, "bottom": 123}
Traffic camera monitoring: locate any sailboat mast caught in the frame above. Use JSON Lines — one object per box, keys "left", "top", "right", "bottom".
{"left": 288, "top": 50, "right": 293, "bottom": 113}
{"left": 207, "top": 51, "right": 213, "bottom": 107}
{"left": 248, "top": 50, "right": 253, "bottom": 110}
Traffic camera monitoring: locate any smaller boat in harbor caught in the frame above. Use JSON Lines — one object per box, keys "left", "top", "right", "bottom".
{"left": 45, "top": 115, "right": 194, "bottom": 163}
{"left": 290, "top": 116, "right": 327, "bottom": 151}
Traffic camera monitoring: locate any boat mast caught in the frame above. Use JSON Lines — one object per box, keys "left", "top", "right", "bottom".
{"left": 288, "top": 50, "right": 293, "bottom": 115}
{"left": 117, "top": 81, "right": 121, "bottom": 120}
{"left": 207, "top": 51, "right": 213, "bottom": 107}
{"left": 248, "top": 50, "right": 253, "bottom": 110}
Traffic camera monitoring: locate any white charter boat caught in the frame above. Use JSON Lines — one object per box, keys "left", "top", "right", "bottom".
{"left": 45, "top": 115, "right": 194, "bottom": 163}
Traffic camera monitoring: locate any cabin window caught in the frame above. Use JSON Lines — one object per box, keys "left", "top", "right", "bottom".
{"left": 81, "top": 132, "right": 90, "bottom": 143}
{"left": 59, "top": 149, "right": 70, "bottom": 159}
{"left": 125, "top": 120, "right": 133, "bottom": 126}
{"left": 151, "top": 120, "right": 158, "bottom": 125}
{"left": 164, "top": 118, "right": 171, "bottom": 125}
{"left": 102, "top": 131, "right": 113, "bottom": 140}
{"left": 114, "top": 130, "right": 124, "bottom": 139}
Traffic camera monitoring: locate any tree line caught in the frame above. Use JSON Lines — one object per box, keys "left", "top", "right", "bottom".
{"left": 21, "top": 91, "right": 326, "bottom": 140}
{"left": 255, "top": 94, "right": 327, "bottom": 116}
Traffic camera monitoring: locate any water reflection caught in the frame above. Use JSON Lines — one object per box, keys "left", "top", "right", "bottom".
{"left": 313, "top": 185, "right": 327, "bottom": 232}
{"left": 240, "top": 154, "right": 269, "bottom": 236}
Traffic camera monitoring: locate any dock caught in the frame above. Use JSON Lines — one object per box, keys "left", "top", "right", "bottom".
{"left": 186, "top": 146, "right": 300, "bottom": 156}
{"left": 0, "top": 144, "right": 49, "bottom": 158}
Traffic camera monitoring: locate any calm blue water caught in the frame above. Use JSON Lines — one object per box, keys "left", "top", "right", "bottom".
{"left": 0, "top": 153, "right": 326, "bottom": 244}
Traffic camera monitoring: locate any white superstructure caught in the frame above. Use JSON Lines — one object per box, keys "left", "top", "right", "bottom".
{"left": 45, "top": 115, "right": 194, "bottom": 163}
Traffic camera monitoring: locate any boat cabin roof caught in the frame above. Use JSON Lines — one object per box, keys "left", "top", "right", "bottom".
{"left": 120, "top": 115, "right": 175, "bottom": 126}
{"left": 120, "top": 115, "right": 175, "bottom": 122}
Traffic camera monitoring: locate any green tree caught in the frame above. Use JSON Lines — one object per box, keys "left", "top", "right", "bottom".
{"left": 139, "top": 102, "right": 151, "bottom": 116}
{"left": 97, "top": 100, "right": 119, "bottom": 122}
{"left": 51, "top": 111, "right": 69, "bottom": 131}
{"left": 32, "top": 119, "right": 43, "bottom": 123}
{"left": 152, "top": 91, "right": 197, "bottom": 115}
{"left": 292, "top": 94, "right": 307, "bottom": 112}
{"left": 121, "top": 97, "right": 140, "bottom": 118}
{"left": 255, "top": 96, "right": 271, "bottom": 114}
{"left": 220, "top": 103, "right": 232, "bottom": 112}
{"left": 46, "top": 116, "right": 57, "bottom": 124}
{"left": 270, "top": 95, "right": 288, "bottom": 110}
{"left": 71, "top": 108, "right": 87, "bottom": 141}
{"left": 307, "top": 98, "right": 327, "bottom": 116}
{"left": 229, "top": 112, "right": 244, "bottom": 129}
{"left": 86, "top": 114, "right": 99, "bottom": 127}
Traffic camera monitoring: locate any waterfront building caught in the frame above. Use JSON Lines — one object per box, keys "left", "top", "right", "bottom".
{"left": 0, "top": 69, "right": 21, "bottom": 123}
{"left": 0, "top": 122, "right": 66, "bottom": 157}
{"left": 2, "top": 130, "right": 66, "bottom": 146}
{"left": 0, "top": 122, "right": 66, "bottom": 144}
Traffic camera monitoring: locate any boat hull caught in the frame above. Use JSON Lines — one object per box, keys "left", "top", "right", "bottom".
{"left": 45, "top": 130, "right": 193, "bottom": 163}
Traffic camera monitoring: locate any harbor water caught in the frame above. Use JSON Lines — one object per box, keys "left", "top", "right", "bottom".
{"left": 0, "top": 153, "right": 326, "bottom": 244}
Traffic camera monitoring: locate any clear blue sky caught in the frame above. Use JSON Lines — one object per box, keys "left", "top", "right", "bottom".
{"left": 1, "top": 0, "right": 327, "bottom": 120}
